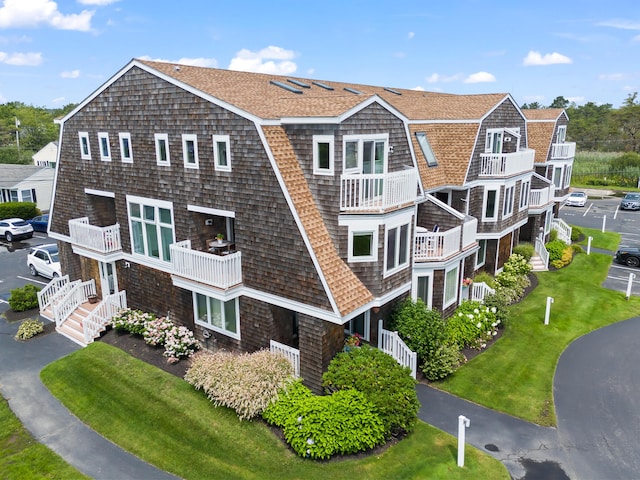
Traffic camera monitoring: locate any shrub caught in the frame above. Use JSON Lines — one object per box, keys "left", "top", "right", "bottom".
{"left": 546, "top": 240, "right": 568, "bottom": 263}
{"left": 0, "top": 201, "right": 38, "bottom": 222}
{"left": 502, "top": 253, "right": 532, "bottom": 277}
{"left": 14, "top": 318, "right": 44, "bottom": 340}
{"left": 551, "top": 246, "right": 575, "bottom": 269}
{"left": 513, "top": 243, "right": 535, "bottom": 261}
{"left": 8, "top": 284, "right": 40, "bottom": 312}
{"left": 482, "top": 292, "right": 510, "bottom": 327}
{"left": 446, "top": 301, "right": 500, "bottom": 350}
{"left": 572, "top": 244, "right": 584, "bottom": 254}
{"left": 322, "top": 345, "right": 418, "bottom": 437}
{"left": 262, "top": 379, "right": 314, "bottom": 427}
{"left": 110, "top": 308, "right": 155, "bottom": 335}
{"left": 142, "top": 316, "right": 174, "bottom": 346}
{"left": 422, "top": 344, "right": 465, "bottom": 381}
{"left": 473, "top": 271, "right": 496, "bottom": 288}
{"left": 571, "top": 225, "right": 583, "bottom": 242}
{"left": 389, "top": 298, "right": 447, "bottom": 366}
{"left": 163, "top": 325, "right": 199, "bottom": 359}
{"left": 185, "top": 349, "right": 294, "bottom": 420}
{"left": 280, "top": 389, "right": 385, "bottom": 459}
{"left": 549, "top": 229, "right": 558, "bottom": 242}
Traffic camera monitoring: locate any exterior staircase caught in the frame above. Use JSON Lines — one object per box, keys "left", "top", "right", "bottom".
{"left": 529, "top": 253, "right": 548, "bottom": 271}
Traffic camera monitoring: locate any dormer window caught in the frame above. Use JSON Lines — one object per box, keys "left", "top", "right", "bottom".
{"left": 485, "top": 127, "right": 521, "bottom": 153}
{"left": 343, "top": 134, "right": 388, "bottom": 174}
{"left": 557, "top": 125, "right": 567, "bottom": 144}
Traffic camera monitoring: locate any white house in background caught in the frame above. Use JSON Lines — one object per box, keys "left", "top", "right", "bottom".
{"left": 32, "top": 141, "right": 58, "bottom": 168}
{"left": 0, "top": 165, "right": 54, "bottom": 212}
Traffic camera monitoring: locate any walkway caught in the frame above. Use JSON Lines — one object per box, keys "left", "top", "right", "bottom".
{"left": 0, "top": 306, "right": 179, "bottom": 480}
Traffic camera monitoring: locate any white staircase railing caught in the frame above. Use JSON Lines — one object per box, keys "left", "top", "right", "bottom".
{"left": 52, "top": 279, "right": 96, "bottom": 328}
{"left": 82, "top": 291, "right": 127, "bottom": 344}
{"left": 270, "top": 340, "right": 300, "bottom": 377}
{"left": 378, "top": 319, "right": 417, "bottom": 379}
{"left": 535, "top": 238, "right": 550, "bottom": 270}
{"left": 471, "top": 282, "right": 496, "bottom": 302}
{"left": 37, "top": 275, "right": 70, "bottom": 313}
{"left": 552, "top": 218, "right": 572, "bottom": 244}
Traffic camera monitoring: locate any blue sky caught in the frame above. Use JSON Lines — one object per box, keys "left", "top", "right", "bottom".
{"left": 0, "top": 0, "right": 639, "bottom": 109}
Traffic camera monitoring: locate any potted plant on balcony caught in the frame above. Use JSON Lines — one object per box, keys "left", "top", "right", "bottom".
{"left": 215, "top": 233, "right": 224, "bottom": 244}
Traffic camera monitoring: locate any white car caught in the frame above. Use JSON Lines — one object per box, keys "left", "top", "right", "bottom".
{"left": 0, "top": 218, "right": 34, "bottom": 242}
{"left": 565, "top": 191, "right": 587, "bottom": 207}
{"left": 27, "top": 244, "right": 61, "bottom": 279}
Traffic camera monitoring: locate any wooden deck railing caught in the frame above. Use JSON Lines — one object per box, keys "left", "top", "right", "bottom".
{"left": 479, "top": 149, "right": 535, "bottom": 177}
{"left": 414, "top": 226, "right": 461, "bottom": 261}
{"left": 170, "top": 240, "right": 242, "bottom": 289}
{"left": 340, "top": 169, "right": 418, "bottom": 212}
{"left": 69, "top": 217, "right": 121, "bottom": 253}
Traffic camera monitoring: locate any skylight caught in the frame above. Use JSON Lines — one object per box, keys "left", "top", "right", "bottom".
{"left": 384, "top": 87, "right": 402, "bottom": 95}
{"left": 312, "top": 81, "right": 334, "bottom": 91}
{"left": 344, "top": 87, "right": 363, "bottom": 95}
{"left": 287, "top": 78, "right": 311, "bottom": 88}
{"left": 270, "top": 80, "right": 303, "bottom": 94}
{"left": 415, "top": 132, "right": 438, "bottom": 167}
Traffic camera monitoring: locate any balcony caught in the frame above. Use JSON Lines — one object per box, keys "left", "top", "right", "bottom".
{"left": 550, "top": 142, "right": 576, "bottom": 160}
{"left": 479, "top": 149, "right": 535, "bottom": 177}
{"left": 529, "top": 186, "right": 555, "bottom": 208}
{"left": 340, "top": 169, "right": 418, "bottom": 212}
{"left": 414, "top": 217, "right": 477, "bottom": 262}
{"left": 170, "top": 240, "right": 242, "bottom": 291}
{"left": 69, "top": 217, "right": 122, "bottom": 254}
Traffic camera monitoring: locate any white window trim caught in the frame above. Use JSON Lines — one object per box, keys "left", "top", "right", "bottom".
{"left": 79, "top": 131, "right": 91, "bottom": 160}
{"left": 544, "top": 210, "right": 553, "bottom": 235}
{"left": 563, "top": 164, "right": 572, "bottom": 188}
{"left": 194, "top": 294, "right": 241, "bottom": 340}
{"left": 412, "top": 271, "right": 433, "bottom": 309}
{"left": 557, "top": 125, "right": 567, "bottom": 144}
{"left": 98, "top": 132, "right": 111, "bottom": 161}
{"left": 383, "top": 210, "right": 413, "bottom": 277}
{"left": 182, "top": 134, "right": 199, "bottom": 169}
{"left": 155, "top": 133, "right": 170, "bottom": 166}
{"left": 519, "top": 180, "right": 530, "bottom": 210}
{"left": 503, "top": 182, "right": 515, "bottom": 219}
{"left": 342, "top": 133, "right": 389, "bottom": 174}
{"left": 476, "top": 239, "right": 487, "bottom": 269}
{"left": 348, "top": 228, "right": 378, "bottom": 263}
{"left": 344, "top": 310, "right": 370, "bottom": 342}
{"left": 443, "top": 263, "right": 459, "bottom": 309}
{"left": 485, "top": 128, "right": 503, "bottom": 154}
{"left": 126, "top": 195, "right": 175, "bottom": 263}
{"left": 552, "top": 165, "right": 563, "bottom": 189}
{"left": 118, "top": 132, "right": 133, "bottom": 163}
{"left": 482, "top": 187, "right": 499, "bottom": 222}
{"left": 313, "top": 135, "right": 334, "bottom": 175}
{"left": 212, "top": 134, "right": 231, "bottom": 172}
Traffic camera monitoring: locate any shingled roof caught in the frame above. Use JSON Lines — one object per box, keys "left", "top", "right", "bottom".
{"left": 523, "top": 109, "right": 566, "bottom": 164}
{"left": 262, "top": 125, "right": 374, "bottom": 317}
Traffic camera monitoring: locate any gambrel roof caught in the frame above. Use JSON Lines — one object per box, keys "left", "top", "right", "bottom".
{"left": 523, "top": 109, "right": 568, "bottom": 164}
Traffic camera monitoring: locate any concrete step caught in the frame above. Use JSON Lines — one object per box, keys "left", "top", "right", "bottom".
{"left": 57, "top": 323, "right": 87, "bottom": 346}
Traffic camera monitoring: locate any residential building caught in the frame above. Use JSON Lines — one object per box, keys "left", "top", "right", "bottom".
{"left": 32, "top": 141, "right": 58, "bottom": 168}
{"left": 48, "top": 59, "right": 572, "bottom": 391}
{"left": 0, "top": 164, "right": 54, "bottom": 212}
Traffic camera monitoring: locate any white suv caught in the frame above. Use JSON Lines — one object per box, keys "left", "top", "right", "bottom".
{"left": 27, "top": 244, "right": 61, "bottom": 279}
{"left": 0, "top": 218, "right": 34, "bottom": 242}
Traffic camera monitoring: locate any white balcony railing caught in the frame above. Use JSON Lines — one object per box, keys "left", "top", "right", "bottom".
{"left": 550, "top": 142, "right": 576, "bottom": 160}
{"left": 170, "top": 240, "right": 242, "bottom": 290}
{"left": 461, "top": 217, "right": 478, "bottom": 250}
{"left": 340, "top": 169, "right": 418, "bottom": 212}
{"left": 69, "top": 217, "right": 121, "bottom": 253}
{"left": 414, "top": 226, "right": 461, "bottom": 261}
{"left": 529, "top": 186, "right": 555, "bottom": 208}
{"left": 270, "top": 340, "right": 300, "bottom": 378}
{"left": 479, "top": 149, "right": 535, "bottom": 177}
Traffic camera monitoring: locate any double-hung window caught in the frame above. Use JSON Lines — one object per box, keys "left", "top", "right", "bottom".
{"left": 563, "top": 165, "right": 572, "bottom": 188}
{"left": 444, "top": 264, "right": 459, "bottom": 308}
{"left": 155, "top": 134, "right": 170, "bottom": 166}
{"left": 552, "top": 166, "right": 562, "bottom": 188}
{"left": 79, "top": 131, "right": 91, "bottom": 160}
{"left": 476, "top": 239, "right": 487, "bottom": 269}
{"left": 483, "top": 187, "right": 499, "bottom": 221}
{"left": 345, "top": 310, "right": 370, "bottom": 342}
{"left": 98, "top": 132, "right": 111, "bottom": 161}
{"left": 557, "top": 125, "right": 567, "bottom": 144}
{"left": 503, "top": 184, "right": 515, "bottom": 218}
{"left": 194, "top": 294, "right": 240, "bottom": 339}
{"left": 313, "top": 135, "right": 334, "bottom": 175}
{"left": 127, "top": 196, "right": 174, "bottom": 262}
{"left": 213, "top": 135, "right": 231, "bottom": 172}
{"left": 182, "top": 134, "right": 199, "bottom": 169}
{"left": 119, "top": 133, "right": 133, "bottom": 163}
{"left": 385, "top": 221, "right": 410, "bottom": 275}
{"left": 519, "top": 180, "right": 530, "bottom": 210}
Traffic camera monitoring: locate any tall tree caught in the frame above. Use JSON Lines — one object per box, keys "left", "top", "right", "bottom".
{"left": 549, "top": 96, "right": 570, "bottom": 109}
{"left": 567, "top": 102, "right": 617, "bottom": 150}
{"left": 521, "top": 102, "right": 542, "bottom": 109}
{"left": 612, "top": 92, "right": 640, "bottom": 152}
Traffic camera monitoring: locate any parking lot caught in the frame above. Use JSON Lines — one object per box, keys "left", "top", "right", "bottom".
{"left": 559, "top": 198, "right": 640, "bottom": 297}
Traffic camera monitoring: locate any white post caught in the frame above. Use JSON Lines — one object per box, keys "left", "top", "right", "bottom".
{"left": 626, "top": 273, "right": 636, "bottom": 300}
{"left": 602, "top": 215, "right": 606, "bottom": 233}
{"left": 544, "top": 296, "right": 554, "bottom": 325}
{"left": 457, "top": 415, "right": 470, "bottom": 467}
{"left": 587, "top": 236, "right": 592, "bottom": 255}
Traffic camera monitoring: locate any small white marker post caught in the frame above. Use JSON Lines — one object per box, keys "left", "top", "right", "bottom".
{"left": 602, "top": 214, "right": 607, "bottom": 233}
{"left": 544, "top": 296, "right": 554, "bottom": 325}
{"left": 457, "top": 415, "right": 470, "bottom": 467}
{"left": 626, "top": 273, "right": 636, "bottom": 300}
{"left": 587, "top": 236, "right": 593, "bottom": 255}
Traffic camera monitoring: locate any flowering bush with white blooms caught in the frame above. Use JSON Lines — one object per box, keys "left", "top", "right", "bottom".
{"left": 143, "top": 316, "right": 175, "bottom": 346}
{"left": 110, "top": 308, "right": 156, "bottom": 335}
{"left": 163, "top": 325, "right": 199, "bottom": 360}
{"left": 446, "top": 300, "right": 500, "bottom": 350}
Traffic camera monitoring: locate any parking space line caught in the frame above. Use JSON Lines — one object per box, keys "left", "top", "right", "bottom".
{"left": 614, "top": 205, "right": 620, "bottom": 220}
{"left": 17, "top": 276, "right": 48, "bottom": 285}
{"left": 583, "top": 203, "right": 593, "bottom": 216}
{"left": 0, "top": 299, "right": 7, "bottom": 304}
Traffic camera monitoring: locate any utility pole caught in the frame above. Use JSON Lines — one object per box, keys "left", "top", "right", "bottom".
{"left": 15, "top": 117, "right": 21, "bottom": 160}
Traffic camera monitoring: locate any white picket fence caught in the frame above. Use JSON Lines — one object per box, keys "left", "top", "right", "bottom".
{"left": 378, "top": 319, "right": 417, "bottom": 379}
{"left": 270, "top": 340, "right": 300, "bottom": 377}
{"left": 471, "top": 282, "right": 495, "bottom": 302}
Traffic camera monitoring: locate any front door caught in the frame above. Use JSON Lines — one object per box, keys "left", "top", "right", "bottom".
{"left": 99, "top": 261, "right": 117, "bottom": 298}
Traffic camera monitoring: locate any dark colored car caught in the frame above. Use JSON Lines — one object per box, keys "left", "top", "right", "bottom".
{"left": 27, "top": 214, "right": 49, "bottom": 233}
{"left": 615, "top": 246, "right": 640, "bottom": 267}
{"left": 620, "top": 193, "right": 640, "bottom": 211}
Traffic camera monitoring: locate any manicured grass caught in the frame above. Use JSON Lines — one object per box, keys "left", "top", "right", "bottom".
{"left": 0, "top": 395, "right": 88, "bottom": 480}
{"left": 574, "top": 226, "right": 620, "bottom": 252}
{"left": 41, "top": 342, "right": 508, "bottom": 480}
{"left": 437, "top": 253, "right": 640, "bottom": 426}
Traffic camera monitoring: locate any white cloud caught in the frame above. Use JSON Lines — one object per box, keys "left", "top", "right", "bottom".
{"left": 408, "top": 31, "right": 415, "bottom": 39}
{"left": 60, "top": 69, "right": 80, "bottom": 78}
{"left": 567, "top": 96, "right": 585, "bottom": 104}
{"left": 0, "top": 34, "right": 30, "bottom": 45}
{"left": 228, "top": 46, "right": 297, "bottom": 75}
{"left": 596, "top": 19, "right": 640, "bottom": 30}
{"left": 0, "top": 0, "right": 94, "bottom": 31}
{"left": 78, "top": 0, "right": 119, "bottom": 5}
{"left": 522, "top": 50, "right": 572, "bottom": 66}
{"left": 598, "top": 73, "right": 626, "bottom": 81}
{"left": 138, "top": 55, "right": 218, "bottom": 68}
{"left": 412, "top": 86, "right": 425, "bottom": 91}
{"left": 426, "top": 72, "right": 463, "bottom": 83}
{"left": 306, "top": 68, "right": 315, "bottom": 75}
{"left": 464, "top": 71, "right": 496, "bottom": 83}
{"left": 0, "top": 51, "right": 41, "bottom": 65}
{"left": 51, "top": 96, "right": 65, "bottom": 105}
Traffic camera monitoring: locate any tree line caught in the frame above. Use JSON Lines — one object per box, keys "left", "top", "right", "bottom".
{"left": 522, "top": 93, "right": 640, "bottom": 153}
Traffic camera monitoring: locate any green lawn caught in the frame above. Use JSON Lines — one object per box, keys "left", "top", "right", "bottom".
{"left": 437, "top": 252, "right": 640, "bottom": 426}
{"left": 575, "top": 226, "right": 621, "bottom": 252}
{"left": 0, "top": 395, "right": 88, "bottom": 480}
{"left": 41, "top": 342, "right": 508, "bottom": 480}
